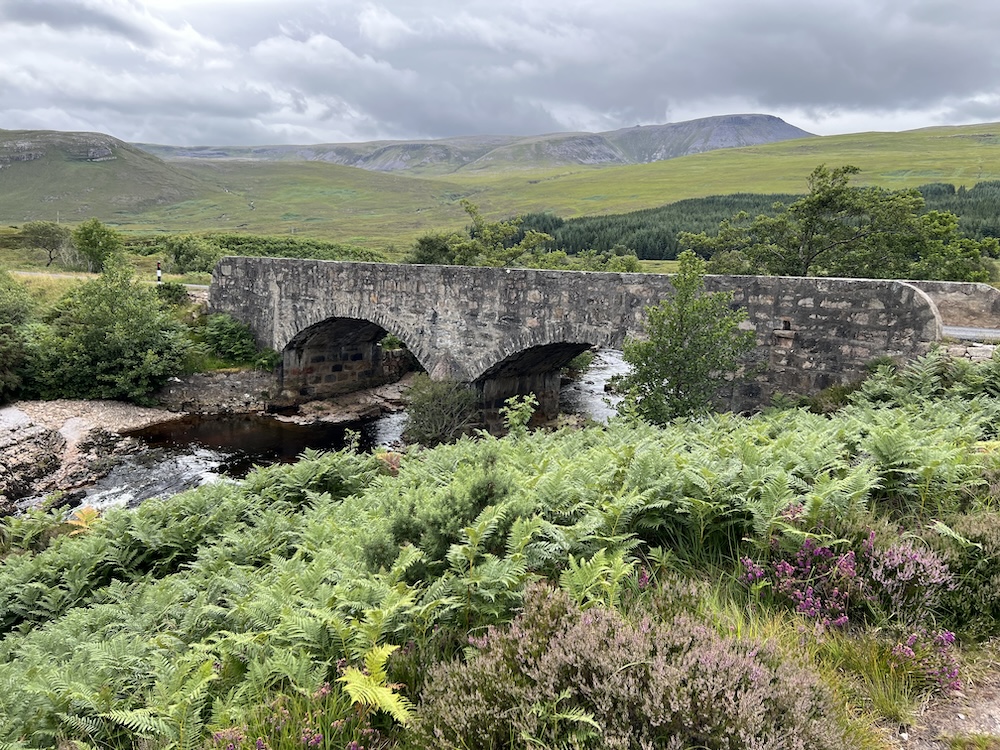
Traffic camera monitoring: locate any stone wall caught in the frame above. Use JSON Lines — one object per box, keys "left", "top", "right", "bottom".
{"left": 210, "top": 259, "right": 945, "bottom": 412}
{"left": 907, "top": 280, "right": 1000, "bottom": 328}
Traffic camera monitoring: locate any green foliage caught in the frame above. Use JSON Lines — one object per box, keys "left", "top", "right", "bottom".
{"left": 4, "top": 358, "right": 1000, "bottom": 746}
{"left": 616, "top": 250, "right": 756, "bottom": 423}
{"left": 406, "top": 201, "right": 640, "bottom": 270}
{"left": 71, "top": 218, "right": 124, "bottom": 273}
{"left": 0, "top": 269, "right": 33, "bottom": 325}
{"left": 499, "top": 393, "right": 537, "bottom": 437}
{"left": 20, "top": 255, "right": 192, "bottom": 402}
{"left": 154, "top": 280, "right": 189, "bottom": 307}
{"left": 0, "top": 270, "right": 32, "bottom": 403}
{"left": 338, "top": 644, "right": 414, "bottom": 726}
{"left": 206, "top": 233, "right": 385, "bottom": 263}
{"left": 403, "top": 374, "right": 480, "bottom": 446}
{"left": 683, "top": 165, "right": 995, "bottom": 281}
{"left": 18, "top": 221, "right": 71, "bottom": 267}
{"left": 202, "top": 314, "right": 265, "bottom": 365}
{"left": 161, "top": 234, "right": 221, "bottom": 274}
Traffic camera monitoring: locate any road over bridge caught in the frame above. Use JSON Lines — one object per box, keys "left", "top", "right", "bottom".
{"left": 207, "top": 258, "right": 980, "bottom": 417}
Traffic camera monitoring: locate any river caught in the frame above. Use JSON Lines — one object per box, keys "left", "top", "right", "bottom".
{"left": 75, "top": 350, "right": 627, "bottom": 511}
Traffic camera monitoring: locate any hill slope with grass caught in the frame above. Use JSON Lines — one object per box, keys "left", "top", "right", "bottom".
{"left": 0, "top": 129, "right": 219, "bottom": 224}
{"left": 3, "top": 121, "right": 1000, "bottom": 251}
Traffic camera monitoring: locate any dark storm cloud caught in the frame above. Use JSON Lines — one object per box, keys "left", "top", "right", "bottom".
{"left": 2, "top": 0, "right": 1000, "bottom": 145}
{"left": 0, "top": 0, "right": 153, "bottom": 44}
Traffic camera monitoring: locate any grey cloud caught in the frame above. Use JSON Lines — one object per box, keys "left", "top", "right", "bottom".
{"left": 0, "top": 0, "right": 153, "bottom": 44}
{"left": 2, "top": 0, "right": 1000, "bottom": 145}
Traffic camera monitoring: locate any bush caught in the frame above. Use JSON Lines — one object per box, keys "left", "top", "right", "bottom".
{"left": 413, "top": 583, "right": 846, "bottom": 750}
{"left": 934, "top": 512, "right": 1000, "bottom": 639}
{"left": 0, "top": 269, "right": 32, "bottom": 325}
{"left": 203, "top": 313, "right": 259, "bottom": 363}
{"left": 616, "top": 250, "right": 756, "bottom": 424}
{"left": 403, "top": 374, "right": 479, "bottom": 446}
{"left": 20, "top": 256, "right": 191, "bottom": 403}
{"left": 154, "top": 281, "right": 189, "bottom": 307}
{"left": 161, "top": 234, "right": 220, "bottom": 274}
{"left": 71, "top": 218, "right": 123, "bottom": 273}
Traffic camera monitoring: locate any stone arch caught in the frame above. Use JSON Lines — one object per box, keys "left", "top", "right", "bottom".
{"left": 476, "top": 340, "right": 600, "bottom": 420}
{"left": 278, "top": 315, "right": 427, "bottom": 402}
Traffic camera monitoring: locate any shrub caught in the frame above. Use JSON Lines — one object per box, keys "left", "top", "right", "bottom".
{"left": 859, "top": 533, "right": 953, "bottom": 627}
{"left": 412, "top": 583, "right": 847, "bottom": 750}
{"left": 403, "top": 374, "right": 479, "bottom": 446}
{"left": 199, "top": 313, "right": 280, "bottom": 370}
{"left": 616, "top": 250, "right": 756, "bottom": 424}
{"left": 71, "top": 218, "right": 123, "bottom": 272}
{"left": 0, "top": 270, "right": 33, "bottom": 325}
{"left": 933, "top": 512, "right": 1000, "bottom": 639}
{"left": 741, "top": 539, "right": 861, "bottom": 629}
{"left": 20, "top": 256, "right": 192, "bottom": 403}
{"left": 161, "top": 233, "right": 221, "bottom": 274}
{"left": 155, "top": 280, "right": 189, "bottom": 307}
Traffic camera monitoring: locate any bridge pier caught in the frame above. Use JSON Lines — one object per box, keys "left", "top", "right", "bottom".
{"left": 478, "top": 371, "right": 563, "bottom": 430}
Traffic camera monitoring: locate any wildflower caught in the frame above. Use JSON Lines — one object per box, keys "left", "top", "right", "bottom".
{"left": 637, "top": 567, "right": 650, "bottom": 589}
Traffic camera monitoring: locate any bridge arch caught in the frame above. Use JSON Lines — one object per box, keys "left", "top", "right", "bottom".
{"left": 476, "top": 340, "right": 600, "bottom": 417}
{"left": 279, "top": 314, "right": 425, "bottom": 401}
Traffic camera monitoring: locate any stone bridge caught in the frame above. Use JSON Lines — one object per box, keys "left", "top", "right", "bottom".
{"left": 205, "top": 257, "right": 993, "bottom": 416}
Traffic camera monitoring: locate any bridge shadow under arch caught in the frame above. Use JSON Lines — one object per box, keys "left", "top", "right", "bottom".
{"left": 280, "top": 316, "right": 423, "bottom": 401}
{"left": 477, "top": 341, "right": 598, "bottom": 421}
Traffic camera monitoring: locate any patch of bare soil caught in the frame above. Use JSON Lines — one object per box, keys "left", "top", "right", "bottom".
{"left": 894, "top": 653, "right": 1000, "bottom": 749}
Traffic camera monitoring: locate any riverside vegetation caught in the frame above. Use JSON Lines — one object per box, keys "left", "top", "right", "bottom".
{"left": 4, "top": 166, "right": 1000, "bottom": 746}
{"left": 1, "top": 350, "right": 1000, "bottom": 747}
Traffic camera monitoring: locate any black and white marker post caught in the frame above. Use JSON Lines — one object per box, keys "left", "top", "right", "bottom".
{"left": 157, "top": 261, "right": 162, "bottom": 284}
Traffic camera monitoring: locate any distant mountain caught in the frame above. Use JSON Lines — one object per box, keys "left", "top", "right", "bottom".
{"left": 0, "top": 129, "right": 215, "bottom": 222}
{"left": 136, "top": 114, "right": 814, "bottom": 175}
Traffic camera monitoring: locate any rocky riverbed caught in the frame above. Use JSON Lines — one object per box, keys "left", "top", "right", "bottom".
{"left": 0, "top": 373, "right": 414, "bottom": 514}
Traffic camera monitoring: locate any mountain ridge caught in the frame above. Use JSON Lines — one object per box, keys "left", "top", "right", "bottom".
{"left": 134, "top": 114, "right": 814, "bottom": 175}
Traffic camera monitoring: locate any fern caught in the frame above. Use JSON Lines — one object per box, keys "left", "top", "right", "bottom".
{"left": 337, "top": 644, "right": 414, "bottom": 726}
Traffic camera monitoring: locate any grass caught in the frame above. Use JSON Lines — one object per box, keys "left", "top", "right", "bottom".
{"left": 4, "top": 123, "right": 1000, "bottom": 253}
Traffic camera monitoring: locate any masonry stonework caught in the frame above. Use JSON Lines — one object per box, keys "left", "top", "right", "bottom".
{"left": 209, "top": 258, "right": 944, "bottom": 415}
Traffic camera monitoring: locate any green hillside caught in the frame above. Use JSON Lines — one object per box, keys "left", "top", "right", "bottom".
{"left": 3, "top": 123, "right": 1000, "bottom": 251}
{"left": 0, "top": 129, "right": 214, "bottom": 223}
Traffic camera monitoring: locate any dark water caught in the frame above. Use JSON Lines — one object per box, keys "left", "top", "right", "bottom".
{"left": 74, "top": 351, "right": 626, "bottom": 510}
{"left": 77, "top": 411, "right": 406, "bottom": 511}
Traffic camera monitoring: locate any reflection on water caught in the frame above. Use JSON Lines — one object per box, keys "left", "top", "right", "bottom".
{"left": 72, "top": 352, "right": 628, "bottom": 510}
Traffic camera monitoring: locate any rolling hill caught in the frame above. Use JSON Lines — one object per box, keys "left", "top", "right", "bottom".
{"left": 2, "top": 118, "right": 1000, "bottom": 252}
{"left": 0, "top": 129, "right": 217, "bottom": 224}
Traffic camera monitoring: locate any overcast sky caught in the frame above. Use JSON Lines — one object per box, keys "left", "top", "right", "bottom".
{"left": 3, "top": 0, "right": 999, "bottom": 146}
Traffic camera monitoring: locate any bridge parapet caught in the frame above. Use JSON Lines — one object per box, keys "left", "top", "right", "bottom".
{"left": 210, "top": 257, "right": 944, "bottom": 414}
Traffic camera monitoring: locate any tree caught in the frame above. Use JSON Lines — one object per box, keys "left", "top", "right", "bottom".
{"left": 71, "top": 218, "right": 124, "bottom": 273}
{"left": 161, "top": 234, "right": 220, "bottom": 274}
{"left": 683, "top": 165, "right": 994, "bottom": 281}
{"left": 20, "top": 221, "right": 71, "bottom": 267}
{"left": 0, "top": 271, "right": 32, "bottom": 402}
{"left": 406, "top": 201, "right": 640, "bottom": 270}
{"left": 615, "top": 250, "right": 756, "bottom": 424}
{"left": 403, "top": 374, "right": 480, "bottom": 446}
{"left": 21, "top": 255, "right": 191, "bottom": 403}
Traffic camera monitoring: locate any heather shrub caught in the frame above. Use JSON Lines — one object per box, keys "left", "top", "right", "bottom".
{"left": 411, "top": 583, "right": 846, "bottom": 750}
{"left": 859, "top": 533, "right": 953, "bottom": 626}
{"left": 890, "top": 628, "right": 961, "bottom": 694}
{"left": 740, "top": 538, "right": 862, "bottom": 628}
{"left": 933, "top": 512, "right": 1000, "bottom": 638}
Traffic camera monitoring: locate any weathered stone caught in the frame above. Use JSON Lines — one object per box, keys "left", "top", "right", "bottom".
{"left": 908, "top": 281, "right": 1000, "bottom": 328}
{"left": 210, "top": 259, "right": 945, "bottom": 413}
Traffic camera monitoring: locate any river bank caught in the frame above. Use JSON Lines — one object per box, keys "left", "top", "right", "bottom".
{"left": 0, "top": 374, "right": 414, "bottom": 513}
